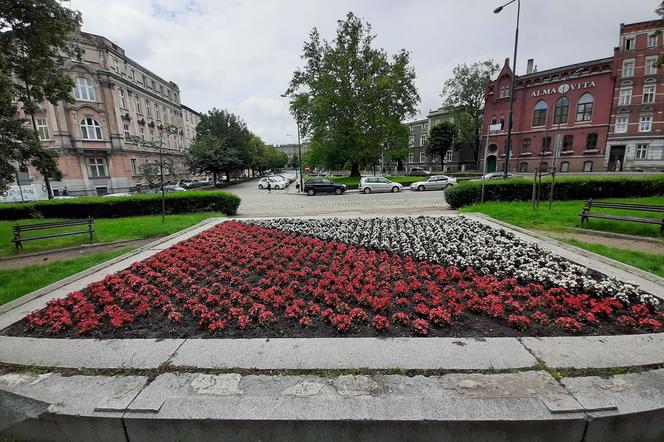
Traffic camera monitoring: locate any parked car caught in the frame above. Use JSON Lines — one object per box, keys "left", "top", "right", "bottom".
{"left": 258, "top": 177, "right": 286, "bottom": 190}
{"left": 405, "top": 168, "right": 430, "bottom": 177}
{"left": 268, "top": 174, "right": 293, "bottom": 185}
{"left": 409, "top": 175, "right": 457, "bottom": 191}
{"left": 359, "top": 177, "right": 402, "bottom": 193}
{"left": 303, "top": 177, "right": 347, "bottom": 195}
{"left": 470, "top": 172, "right": 515, "bottom": 181}
{"left": 102, "top": 192, "right": 132, "bottom": 198}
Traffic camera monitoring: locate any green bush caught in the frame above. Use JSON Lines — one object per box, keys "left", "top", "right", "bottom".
{"left": 0, "top": 191, "right": 241, "bottom": 220}
{"left": 445, "top": 176, "right": 664, "bottom": 209}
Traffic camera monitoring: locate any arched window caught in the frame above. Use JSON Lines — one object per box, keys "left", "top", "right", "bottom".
{"left": 74, "top": 77, "right": 96, "bottom": 101}
{"left": 576, "top": 93, "right": 593, "bottom": 122}
{"left": 532, "top": 100, "right": 547, "bottom": 126}
{"left": 499, "top": 79, "right": 510, "bottom": 98}
{"left": 553, "top": 96, "right": 569, "bottom": 124}
{"left": 519, "top": 162, "right": 528, "bottom": 172}
{"left": 583, "top": 161, "right": 593, "bottom": 172}
{"left": 80, "top": 118, "right": 102, "bottom": 140}
{"left": 560, "top": 161, "right": 570, "bottom": 173}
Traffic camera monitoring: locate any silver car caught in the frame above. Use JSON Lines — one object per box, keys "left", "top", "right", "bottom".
{"left": 359, "top": 177, "right": 402, "bottom": 193}
{"left": 409, "top": 175, "right": 457, "bottom": 191}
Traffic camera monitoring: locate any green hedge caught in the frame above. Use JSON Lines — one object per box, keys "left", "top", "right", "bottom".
{"left": 445, "top": 176, "right": 664, "bottom": 209}
{"left": 0, "top": 191, "right": 241, "bottom": 220}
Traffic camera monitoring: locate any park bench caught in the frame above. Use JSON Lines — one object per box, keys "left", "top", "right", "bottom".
{"left": 12, "top": 218, "right": 95, "bottom": 251}
{"left": 579, "top": 199, "right": 664, "bottom": 234}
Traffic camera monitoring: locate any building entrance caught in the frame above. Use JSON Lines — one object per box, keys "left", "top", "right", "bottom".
{"left": 607, "top": 146, "right": 625, "bottom": 172}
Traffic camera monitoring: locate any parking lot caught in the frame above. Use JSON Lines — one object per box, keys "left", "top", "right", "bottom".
{"left": 225, "top": 178, "right": 450, "bottom": 217}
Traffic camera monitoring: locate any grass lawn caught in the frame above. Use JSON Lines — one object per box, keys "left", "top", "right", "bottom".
{"left": 0, "top": 212, "right": 218, "bottom": 257}
{"left": 459, "top": 197, "right": 664, "bottom": 238}
{"left": 0, "top": 249, "right": 131, "bottom": 306}
{"left": 562, "top": 239, "right": 664, "bottom": 278}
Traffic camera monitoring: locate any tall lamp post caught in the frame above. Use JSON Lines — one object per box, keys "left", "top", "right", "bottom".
{"left": 494, "top": 0, "right": 520, "bottom": 179}
{"left": 296, "top": 120, "right": 304, "bottom": 192}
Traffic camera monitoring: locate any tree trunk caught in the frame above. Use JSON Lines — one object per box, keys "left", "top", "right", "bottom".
{"left": 350, "top": 162, "right": 360, "bottom": 177}
{"left": 213, "top": 171, "right": 217, "bottom": 187}
{"left": 225, "top": 171, "right": 231, "bottom": 182}
{"left": 44, "top": 176, "right": 53, "bottom": 199}
{"left": 441, "top": 154, "right": 445, "bottom": 172}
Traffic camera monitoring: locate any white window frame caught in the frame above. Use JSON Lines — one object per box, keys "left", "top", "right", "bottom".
{"left": 614, "top": 116, "right": 629, "bottom": 133}
{"left": 408, "top": 152, "right": 414, "bottom": 163}
{"left": 643, "top": 85, "right": 656, "bottom": 103}
{"left": 419, "top": 152, "right": 425, "bottom": 163}
{"left": 618, "top": 87, "right": 632, "bottom": 106}
{"left": 146, "top": 99, "right": 151, "bottom": 117}
{"left": 648, "top": 33, "right": 658, "bottom": 48}
{"left": 74, "top": 77, "right": 95, "bottom": 101}
{"left": 408, "top": 136, "right": 414, "bottom": 147}
{"left": 88, "top": 158, "right": 107, "bottom": 177}
{"left": 130, "top": 158, "right": 139, "bottom": 175}
{"left": 624, "top": 36, "right": 635, "bottom": 51}
{"left": 622, "top": 59, "right": 635, "bottom": 77}
{"left": 135, "top": 95, "right": 142, "bottom": 114}
{"left": 36, "top": 118, "right": 49, "bottom": 140}
{"left": 118, "top": 88, "right": 126, "bottom": 109}
{"left": 80, "top": 118, "right": 102, "bottom": 140}
{"left": 419, "top": 135, "right": 427, "bottom": 145}
{"left": 635, "top": 144, "right": 649, "bottom": 159}
{"left": 639, "top": 115, "right": 652, "bottom": 132}
{"left": 645, "top": 57, "right": 658, "bottom": 75}
{"left": 123, "top": 123, "right": 130, "bottom": 139}
{"left": 444, "top": 150, "right": 453, "bottom": 162}
{"left": 583, "top": 161, "right": 593, "bottom": 172}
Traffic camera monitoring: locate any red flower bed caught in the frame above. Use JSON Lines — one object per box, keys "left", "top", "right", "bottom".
{"left": 5, "top": 221, "right": 662, "bottom": 338}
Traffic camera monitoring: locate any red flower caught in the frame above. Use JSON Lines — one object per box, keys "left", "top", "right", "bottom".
{"left": 373, "top": 315, "right": 390, "bottom": 332}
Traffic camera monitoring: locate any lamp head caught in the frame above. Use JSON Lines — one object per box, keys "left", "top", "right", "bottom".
{"left": 493, "top": 6, "right": 503, "bottom": 13}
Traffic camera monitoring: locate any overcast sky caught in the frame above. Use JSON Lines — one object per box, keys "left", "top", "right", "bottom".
{"left": 69, "top": 0, "right": 659, "bottom": 145}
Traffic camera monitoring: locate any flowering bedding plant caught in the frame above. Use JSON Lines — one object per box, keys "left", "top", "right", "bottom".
{"left": 5, "top": 218, "right": 662, "bottom": 339}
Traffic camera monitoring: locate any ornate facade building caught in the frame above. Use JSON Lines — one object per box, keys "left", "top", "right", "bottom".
{"left": 18, "top": 32, "right": 201, "bottom": 197}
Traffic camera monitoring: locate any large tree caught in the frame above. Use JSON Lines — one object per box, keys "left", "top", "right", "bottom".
{"left": 426, "top": 122, "right": 457, "bottom": 171}
{"left": 0, "top": 0, "right": 81, "bottom": 196}
{"left": 285, "top": 12, "right": 419, "bottom": 176}
{"left": 441, "top": 60, "right": 498, "bottom": 168}
{"left": 192, "top": 108, "right": 252, "bottom": 182}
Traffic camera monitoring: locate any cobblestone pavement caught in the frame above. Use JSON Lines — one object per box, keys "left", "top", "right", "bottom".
{"left": 225, "top": 179, "right": 450, "bottom": 217}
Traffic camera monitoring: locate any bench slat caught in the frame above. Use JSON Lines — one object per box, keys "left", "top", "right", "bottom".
{"left": 582, "top": 213, "right": 664, "bottom": 225}
{"left": 11, "top": 230, "right": 95, "bottom": 243}
{"left": 585, "top": 201, "right": 664, "bottom": 212}
{"left": 13, "top": 220, "right": 93, "bottom": 231}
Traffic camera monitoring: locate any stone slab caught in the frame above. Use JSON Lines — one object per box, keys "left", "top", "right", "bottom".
{"left": 0, "top": 336, "right": 183, "bottom": 369}
{"left": 520, "top": 333, "right": 664, "bottom": 369}
{"left": 171, "top": 337, "right": 537, "bottom": 370}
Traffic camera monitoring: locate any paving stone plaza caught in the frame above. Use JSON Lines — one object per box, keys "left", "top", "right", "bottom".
{"left": 1, "top": 210, "right": 663, "bottom": 441}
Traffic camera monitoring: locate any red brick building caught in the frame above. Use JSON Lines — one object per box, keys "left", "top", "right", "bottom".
{"left": 481, "top": 19, "right": 664, "bottom": 174}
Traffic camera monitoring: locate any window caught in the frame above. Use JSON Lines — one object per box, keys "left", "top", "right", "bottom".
{"left": 112, "top": 58, "right": 119, "bottom": 72}
{"left": 649, "top": 33, "right": 658, "bottom": 48}
{"left": 88, "top": 158, "right": 106, "bottom": 177}
{"left": 96, "top": 186, "right": 108, "bottom": 196}
{"left": 646, "top": 57, "right": 658, "bottom": 75}
{"left": 491, "top": 117, "right": 497, "bottom": 125}
{"left": 499, "top": 116, "right": 505, "bottom": 129}
{"left": 141, "top": 75, "right": 146, "bottom": 86}
{"left": 130, "top": 158, "right": 139, "bottom": 175}
{"left": 643, "top": 85, "right": 656, "bottom": 103}
{"left": 408, "top": 152, "right": 414, "bottom": 163}
{"left": 519, "top": 162, "right": 528, "bottom": 172}
{"left": 635, "top": 144, "right": 649, "bottom": 159}
{"left": 622, "top": 60, "right": 634, "bottom": 77}
{"left": 575, "top": 93, "right": 593, "bottom": 122}
{"left": 445, "top": 150, "right": 453, "bottom": 162}
{"left": 123, "top": 123, "right": 130, "bottom": 139}
{"left": 408, "top": 136, "right": 415, "bottom": 147}
{"left": 36, "top": 118, "right": 49, "bottom": 140}
{"left": 130, "top": 69, "right": 135, "bottom": 81}
{"left": 146, "top": 99, "right": 151, "bottom": 117}
{"left": 74, "top": 77, "right": 95, "bottom": 101}
{"left": 553, "top": 96, "right": 569, "bottom": 124}
{"left": 560, "top": 162, "right": 570, "bottom": 173}
{"left": 155, "top": 106, "right": 160, "bottom": 120}
{"left": 541, "top": 136, "right": 552, "bottom": 152}
{"left": 80, "top": 118, "right": 102, "bottom": 140}
{"left": 499, "top": 81, "right": 510, "bottom": 98}
{"left": 563, "top": 135, "right": 574, "bottom": 150}
{"left": 521, "top": 138, "right": 532, "bottom": 153}
{"left": 135, "top": 96, "right": 142, "bottom": 114}
{"left": 419, "top": 152, "right": 425, "bottom": 163}
{"left": 532, "top": 100, "right": 548, "bottom": 126}
{"left": 586, "top": 133, "right": 598, "bottom": 150}
{"left": 160, "top": 85, "right": 164, "bottom": 95}
{"left": 583, "top": 161, "right": 593, "bottom": 172}
{"left": 118, "top": 88, "right": 126, "bottom": 108}
{"left": 624, "top": 37, "right": 635, "bottom": 50}
{"left": 139, "top": 127, "right": 145, "bottom": 140}
{"left": 615, "top": 116, "right": 629, "bottom": 133}
{"left": 639, "top": 115, "right": 652, "bottom": 132}
{"left": 420, "top": 135, "right": 426, "bottom": 145}
{"left": 618, "top": 87, "right": 632, "bottom": 105}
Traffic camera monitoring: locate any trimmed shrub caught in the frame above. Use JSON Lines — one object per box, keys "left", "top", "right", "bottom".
{"left": 0, "top": 204, "right": 39, "bottom": 221}
{"left": 445, "top": 176, "right": 664, "bottom": 209}
{"left": 0, "top": 191, "right": 241, "bottom": 220}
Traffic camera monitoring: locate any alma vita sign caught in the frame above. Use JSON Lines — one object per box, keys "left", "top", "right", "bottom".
{"left": 530, "top": 81, "right": 596, "bottom": 97}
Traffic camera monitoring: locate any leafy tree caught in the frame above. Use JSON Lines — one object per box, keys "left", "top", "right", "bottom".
{"left": 0, "top": 0, "right": 81, "bottom": 196}
{"left": 426, "top": 122, "right": 457, "bottom": 170}
{"left": 441, "top": 60, "right": 498, "bottom": 168}
{"left": 285, "top": 12, "right": 419, "bottom": 176}
{"left": 187, "top": 134, "right": 243, "bottom": 184}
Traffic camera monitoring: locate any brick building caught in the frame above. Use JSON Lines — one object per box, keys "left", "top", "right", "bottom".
{"left": 481, "top": 19, "right": 664, "bottom": 174}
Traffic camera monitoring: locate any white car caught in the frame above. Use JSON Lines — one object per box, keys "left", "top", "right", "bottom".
{"left": 359, "top": 177, "right": 402, "bottom": 193}
{"left": 409, "top": 175, "right": 457, "bottom": 191}
{"left": 258, "top": 177, "right": 286, "bottom": 190}
{"left": 102, "top": 192, "right": 132, "bottom": 198}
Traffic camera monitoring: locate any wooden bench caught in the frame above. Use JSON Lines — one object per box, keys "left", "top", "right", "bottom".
{"left": 579, "top": 199, "right": 664, "bottom": 234}
{"left": 12, "top": 218, "right": 95, "bottom": 251}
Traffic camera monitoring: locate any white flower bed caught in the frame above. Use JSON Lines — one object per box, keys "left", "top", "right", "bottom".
{"left": 244, "top": 216, "right": 658, "bottom": 306}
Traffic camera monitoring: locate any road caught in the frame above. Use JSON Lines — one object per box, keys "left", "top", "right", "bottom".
{"left": 224, "top": 179, "right": 451, "bottom": 217}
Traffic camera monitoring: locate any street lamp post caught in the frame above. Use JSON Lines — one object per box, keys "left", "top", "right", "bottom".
{"left": 494, "top": 0, "right": 521, "bottom": 179}
{"left": 296, "top": 121, "right": 304, "bottom": 192}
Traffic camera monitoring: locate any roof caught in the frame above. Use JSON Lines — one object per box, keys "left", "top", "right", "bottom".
{"left": 181, "top": 104, "right": 201, "bottom": 116}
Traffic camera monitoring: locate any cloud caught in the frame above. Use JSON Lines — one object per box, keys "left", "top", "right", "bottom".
{"left": 70, "top": 0, "right": 658, "bottom": 145}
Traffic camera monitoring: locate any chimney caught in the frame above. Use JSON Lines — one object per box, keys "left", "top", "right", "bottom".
{"left": 504, "top": 57, "right": 510, "bottom": 67}
{"left": 526, "top": 59, "right": 534, "bottom": 74}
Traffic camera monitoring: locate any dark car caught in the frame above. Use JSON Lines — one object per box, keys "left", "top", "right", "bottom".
{"left": 303, "top": 178, "right": 347, "bottom": 195}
